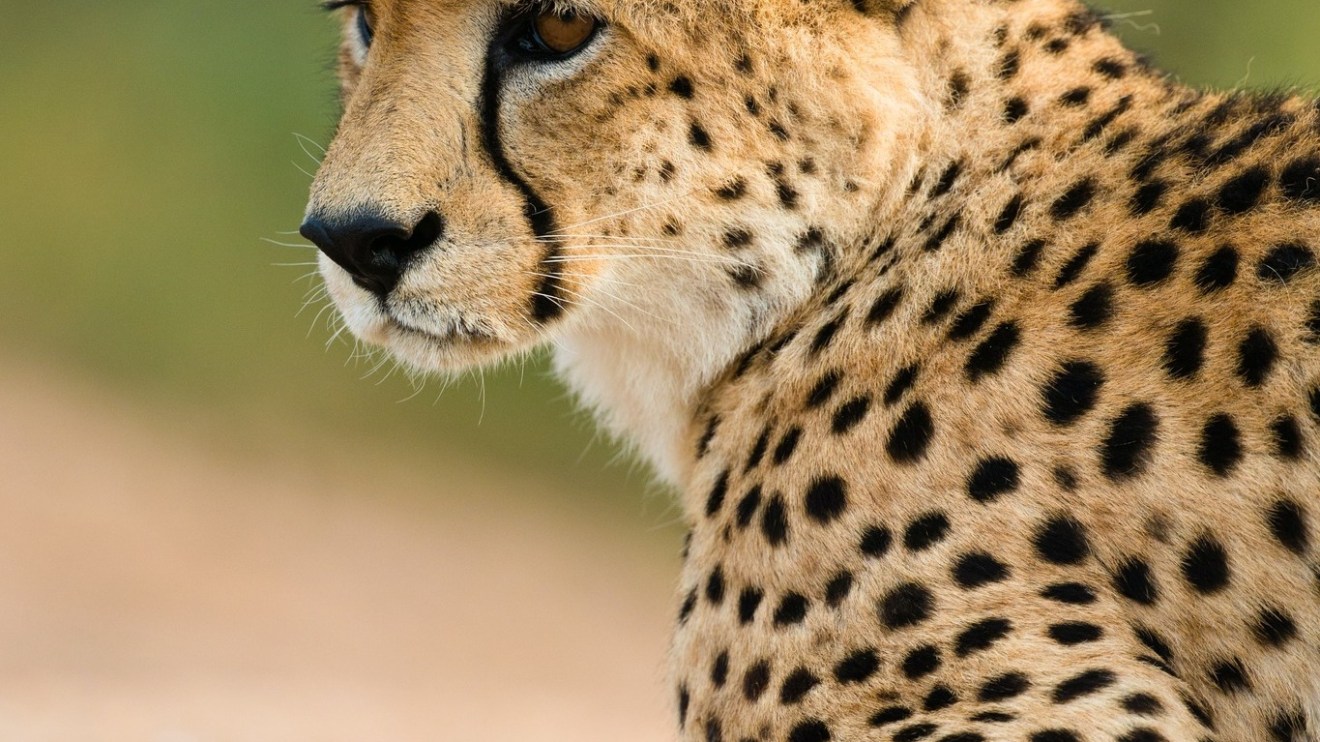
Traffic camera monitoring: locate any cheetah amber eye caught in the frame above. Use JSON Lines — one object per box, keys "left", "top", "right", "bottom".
{"left": 514, "top": 10, "right": 600, "bottom": 58}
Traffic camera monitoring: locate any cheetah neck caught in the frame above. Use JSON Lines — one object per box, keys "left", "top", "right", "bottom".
{"left": 557, "top": 0, "right": 1169, "bottom": 490}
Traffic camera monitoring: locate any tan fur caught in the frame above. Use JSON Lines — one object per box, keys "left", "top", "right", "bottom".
{"left": 304, "top": 0, "right": 1320, "bottom": 739}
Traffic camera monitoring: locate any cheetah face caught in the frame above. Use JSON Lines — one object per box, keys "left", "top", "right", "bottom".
{"left": 302, "top": 0, "right": 923, "bottom": 373}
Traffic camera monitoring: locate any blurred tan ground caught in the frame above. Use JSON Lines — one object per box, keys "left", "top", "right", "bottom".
{"left": 0, "top": 362, "right": 677, "bottom": 742}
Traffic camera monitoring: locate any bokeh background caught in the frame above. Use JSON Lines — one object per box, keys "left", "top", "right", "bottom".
{"left": 1, "top": 2, "right": 1317, "bottom": 739}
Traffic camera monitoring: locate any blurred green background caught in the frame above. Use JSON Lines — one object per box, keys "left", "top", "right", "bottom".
{"left": 0, "top": 2, "right": 1317, "bottom": 738}
{"left": 2, "top": 1, "right": 1318, "bottom": 509}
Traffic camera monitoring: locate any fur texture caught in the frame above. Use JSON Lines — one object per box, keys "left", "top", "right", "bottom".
{"left": 303, "top": 0, "right": 1320, "bottom": 739}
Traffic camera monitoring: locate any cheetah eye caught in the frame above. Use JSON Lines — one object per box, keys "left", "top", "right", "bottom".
{"left": 510, "top": 8, "right": 601, "bottom": 60}
{"left": 323, "top": 1, "right": 375, "bottom": 48}
{"left": 356, "top": 6, "right": 375, "bottom": 47}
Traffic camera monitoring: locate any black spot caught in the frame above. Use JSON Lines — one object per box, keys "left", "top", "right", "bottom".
{"left": 1131, "top": 181, "right": 1167, "bottom": 215}
{"left": 884, "top": 364, "right": 921, "bottom": 406}
{"left": 923, "top": 684, "right": 958, "bottom": 711}
{"left": 761, "top": 495, "right": 789, "bottom": 547}
{"left": 901, "top": 645, "right": 941, "bottom": 679}
{"left": 1182, "top": 536, "right": 1231, "bottom": 594}
{"left": 870, "top": 707, "right": 913, "bottom": 727}
{"left": 1048, "top": 622, "right": 1103, "bottom": 645}
{"left": 1272, "top": 416, "right": 1303, "bottom": 459}
{"left": 804, "top": 476, "right": 847, "bottom": 524}
{"left": 956, "top": 617, "right": 1012, "bottom": 656}
{"left": 879, "top": 582, "right": 934, "bottom": 629}
{"left": 1053, "top": 669, "right": 1116, "bottom": 703}
{"left": 1209, "top": 658, "right": 1251, "bottom": 693}
{"left": 887, "top": 402, "right": 935, "bottom": 464}
{"left": 1217, "top": 166, "right": 1270, "bottom": 214}
{"left": 966, "top": 322, "right": 1021, "bottom": 381}
{"left": 705, "top": 471, "right": 729, "bottom": 518}
{"left": 825, "top": 571, "right": 854, "bottom": 607}
{"left": 904, "top": 512, "right": 951, "bottom": 552}
{"left": 860, "top": 526, "right": 893, "bottom": 558}
{"left": 947, "top": 70, "right": 970, "bottom": 110}
{"left": 932, "top": 161, "right": 963, "bottom": 197}
{"left": 1069, "top": 283, "right": 1114, "bottom": 329}
{"left": 1135, "top": 626, "right": 1174, "bottom": 662}
{"left": 997, "top": 49, "right": 1021, "bottom": 79}
{"left": 1042, "top": 361, "right": 1104, "bottom": 426}
{"left": 1059, "top": 86, "right": 1091, "bottom": 106}
{"left": 745, "top": 427, "right": 771, "bottom": 472}
{"left": 949, "top": 302, "right": 994, "bottom": 341}
{"left": 705, "top": 566, "right": 725, "bottom": 604}
{"left": 1281, "top": 157, "right": 1320, "bottom": 201}
{"left": 895, "top": 723, "right": 939, "bottom": 742}
{"left": 1268, "top": 499, "right": 1310, "bottom": 555}
{"left": 1198, "top": 413, "right": 1242, "bottom": 477}
{"left": 1163, "top": 318, "right": 1207, "bottom": 379}
{"left": 809, "top": 316, "right": 844, "bottom": 357}
{"left": 722, "top": 227, "right": 753, "bottom": 248}
{"left": 1237, "top": 327, "right": 1279, "bottom": 387}
{"left": 1035, "top": 516, "right": 1091, "bottom": 565}
{"left": 923, "top": 290, "right": 961, "bottom": 323}
{"left": 1113, "top": 558, "right": 1159, "bottom": 605}
{"left": 738, "top": 587, "right": 763, "bottom": 624}
{"left": 924, "top": 216, "right": 961, "bottom": 252}
{"left": 1195, "top": 245, "right": 1239, "bottom": 293}
{"left": 1011, "top": 239, "right": 1046, "bottom": 277}
{"left": 779, "top": 667, "right": 819, "bottom": 704}
{"left": 789, "top": 721, "right": 831, "bottom": 742}
{"left": 1254, "top": 607, "right": 1297, "bottom": 647}
{"left": 689, "top": 122, "right": 712, "bottom": 150}
{"left": 806, "top": 370, "right": 842, "bottom": 409}
{"left": 668, "top": 75, "right": 694, "bottom": 98}
{"left": 773, "top": 427, "right": 803, "bottom": 466}
{"left": 1055, "top": 243, "right": 1101, "bottom": 288}
{"left": 966, "top": 457, "right": 1020, "bottom": 503}
{"left": 1052, "top": 179, "right": 1096, "bottom": 219}
{"left": 774, "top": 593, "right": 809, "bottom": 627}
{"left": 953, "top": 552, "right": 1010, "bottom": 588}
{"left": 979, "top": 672, "right": 1031, "bottom": 702}
{"left": 1121, "top": 693, "right": 1164, "bottom": 716}
{"left": 710, "top": 651, "right": 729, "bottom": 687}
{"left": 1101, "top": 403, "right": 1159, "bottom": 481}
{"left": 742, "top": 661, "right": 770, "bottom": 701}
{"left": 867, "top": 287, "right": 904, "bottom": 326}
{"left": 1270, "top": 711, "right": 1306, "bottom": 742}
{"left": 678, "top": 589, "right": 697, "bottom": 624}
{"left": 994, "top": 195, "right": 1024, "bottom": 233}
{"left": 1258, "top": 243, "right": 1316, "bottom": 282}
{"left": 1041, "top": 582, "right": 1097, "bottom": 604}
{"left": 1094, "top": 57, "right": 1127, "bottom": 78}
{"left": 1004, "top": 97, "right": 1029, "bottom": 123}
{"left": 1171, "top": 199, "right": 1211, "bottom": 233}
{"left": 1308, "top": 300, "right": 1320, "bottom": 343}
{"left": 1031, "top": 732, "right": 1081, "bottom": 742}
{"left": 834, "top": 649, "right": 880, "bottom": 683}
{"left": 1127, "top": 240, "right": 1179, "bottom": 286}
{"left": 832, "top": 396, "right": 872, "bottom": 435}
{"left": 973, "top": 712, "right": 1017, "bottom": 724}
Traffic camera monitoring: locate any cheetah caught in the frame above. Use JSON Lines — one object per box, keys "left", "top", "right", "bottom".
{"left": 298, "top": 0, "right": 1320, "bottom": 739}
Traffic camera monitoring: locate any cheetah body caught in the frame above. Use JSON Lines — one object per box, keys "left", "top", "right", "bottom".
{"left": 302, "top": 1, "right": 1320, "bottom": 740}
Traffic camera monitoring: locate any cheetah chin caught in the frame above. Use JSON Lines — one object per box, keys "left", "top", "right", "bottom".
{"left": 299, "top": 0, "right": 1320, "bottom": 739}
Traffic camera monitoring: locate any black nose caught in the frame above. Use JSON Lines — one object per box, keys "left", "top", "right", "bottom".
{"left": 300, "top": 210, "right": 445, "bottom": 296}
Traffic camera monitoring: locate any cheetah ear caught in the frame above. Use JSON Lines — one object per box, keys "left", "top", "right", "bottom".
{"left": 849, "top": 0, "right": 916, "bottom": 17}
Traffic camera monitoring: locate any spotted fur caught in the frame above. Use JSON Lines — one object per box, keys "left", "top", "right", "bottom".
{"left": 303, "top": 1, "right": 1320, "bottom": 740}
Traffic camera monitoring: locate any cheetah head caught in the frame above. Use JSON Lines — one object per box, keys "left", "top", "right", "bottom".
{"left": 302, "top": 0, "right": 927, "bottom": 476}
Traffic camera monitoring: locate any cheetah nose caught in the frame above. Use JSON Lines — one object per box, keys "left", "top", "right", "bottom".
{"left": 300, "top": 209, "right": 445, "bottom": 297}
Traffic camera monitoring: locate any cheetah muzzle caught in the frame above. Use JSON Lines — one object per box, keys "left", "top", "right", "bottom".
{"left": 299, "top": 0, "right": 1320, "bottom": 739}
